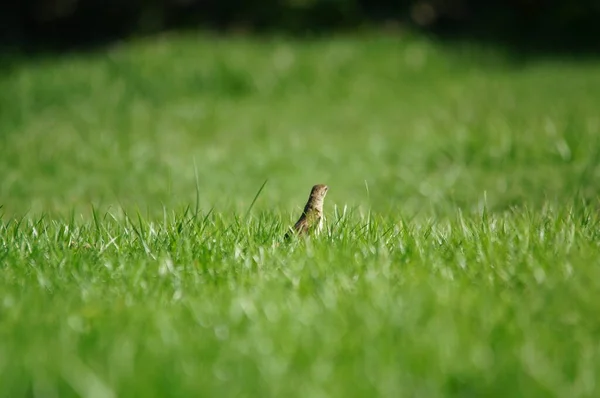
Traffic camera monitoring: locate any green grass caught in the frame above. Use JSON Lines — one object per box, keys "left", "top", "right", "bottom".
{"left": 1, "top": 31, "right": 600, "bottom": 397}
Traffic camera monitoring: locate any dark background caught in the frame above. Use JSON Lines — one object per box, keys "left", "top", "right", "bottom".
{"left": 1, "top": 0, "right": 599, "bottom": 54}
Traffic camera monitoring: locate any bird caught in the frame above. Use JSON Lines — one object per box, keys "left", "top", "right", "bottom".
{"left": 285, "top": 184, "right": 329, "bottom": 240}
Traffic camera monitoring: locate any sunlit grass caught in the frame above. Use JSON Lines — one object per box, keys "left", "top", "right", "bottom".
{"left": 1, "top": 32, "right": 600, "bottom": 397}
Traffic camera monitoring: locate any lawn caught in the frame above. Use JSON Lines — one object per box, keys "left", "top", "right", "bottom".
{"left": 1, "top": 31, "right": 600, "bottom": 397}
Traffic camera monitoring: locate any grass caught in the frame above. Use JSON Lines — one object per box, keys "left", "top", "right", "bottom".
{"left": 1, "top": 31, "right": 600, "bottom": 397}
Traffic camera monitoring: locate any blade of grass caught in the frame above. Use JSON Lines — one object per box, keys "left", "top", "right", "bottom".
{"left": 244, "top": 179, "right": 268, "bottom": 220}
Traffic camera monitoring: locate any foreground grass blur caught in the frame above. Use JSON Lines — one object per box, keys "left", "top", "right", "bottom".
{"left": 1, "top": 32, "right": 599, "bottom": 397}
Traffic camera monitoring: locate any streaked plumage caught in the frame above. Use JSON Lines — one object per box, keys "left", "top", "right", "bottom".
{"left": 285, "top": 184, "right": 329, "bottom": 240}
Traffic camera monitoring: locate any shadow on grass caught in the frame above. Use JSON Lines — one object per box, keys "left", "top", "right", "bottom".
{"left": 1, "top": 20, "right": 599, "bottom": 76}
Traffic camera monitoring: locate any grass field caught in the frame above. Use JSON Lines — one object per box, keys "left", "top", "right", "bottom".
{"left": 1, "top": 31, "right": 600, "bottom": 397}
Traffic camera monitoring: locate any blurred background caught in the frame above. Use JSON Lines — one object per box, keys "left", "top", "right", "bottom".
{"left": 1, "top": 0, "right": 599, "bottom": 219}
{"left": 2, "top": 0, "right": 600, "bottom": 54}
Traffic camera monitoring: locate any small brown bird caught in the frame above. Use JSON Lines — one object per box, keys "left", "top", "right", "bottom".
{"left": 285, "top": 184, "right": 329, "bottom": 240}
